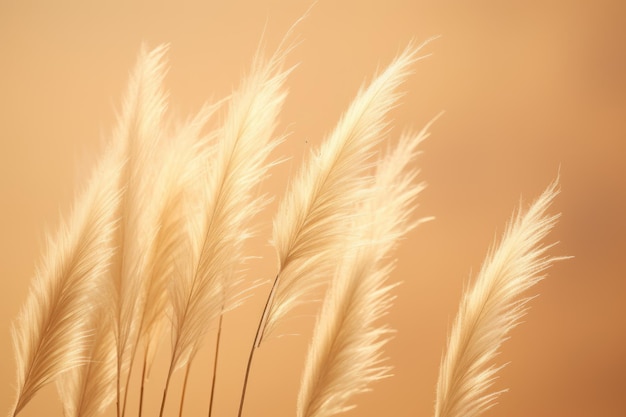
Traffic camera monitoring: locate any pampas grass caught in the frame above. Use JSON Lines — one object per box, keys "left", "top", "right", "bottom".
{"left": 236, "top": 39, "right": 433, "bottom": 417}
{"left": 135, "top": 100, "right": 225, "bottom": 417}
{"left": 296, "top": 129, "right": 429, "bottom": 417}
{"left": 434, "top": 180, "right": 564, "bottom": 417}
{"left": 107, "top": 43, "right": 170, "bottom": 417}
{"left": 56, "top": 308, "right": 116, "bottom": 417}
{"left": 10, "top": 143, "right": 122, "bottom": 417}
{"left": 9, "top": 30, "right": 565, "bottom": 417}
{"left": 260, "top": 40, "right": 430, "bottom": 344}
{"left": 162, "top": 43, "right": 290, "bottom": 417}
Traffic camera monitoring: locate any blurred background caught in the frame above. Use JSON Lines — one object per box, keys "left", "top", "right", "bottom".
{"left": 1, "top": 1, "right": 624, "bottom": 416}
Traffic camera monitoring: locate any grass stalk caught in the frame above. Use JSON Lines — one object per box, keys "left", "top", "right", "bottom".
{"left": 158, "top": 362, "right": 175, "bottom": 417}
{"left": 237, "top": 274, "right": 279, "bottom": 417}
{"left": 138, "top": 351, "right": 148, "bottom": 417}
{"left": 178, "top": 363, "right": 192, "bottom": 417}
{"left": 208, "top": 314, "right": 224, "bottom": 417}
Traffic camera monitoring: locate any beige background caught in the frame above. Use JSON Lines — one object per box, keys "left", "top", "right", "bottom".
{"left": 1, "top": 1, "right": 625, "bottom": 416}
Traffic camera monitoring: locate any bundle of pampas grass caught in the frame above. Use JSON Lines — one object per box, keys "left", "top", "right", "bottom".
{"left": 9, "top": 31, "right": 565, "bottom": 417}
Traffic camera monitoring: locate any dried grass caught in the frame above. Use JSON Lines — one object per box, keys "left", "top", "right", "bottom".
{"left": 10, "top": 30, "right": 564, "bottom": 417}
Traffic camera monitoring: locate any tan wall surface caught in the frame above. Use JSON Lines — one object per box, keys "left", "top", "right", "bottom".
{"left": 1, "top": 1, "right": 624, "bottom": 417}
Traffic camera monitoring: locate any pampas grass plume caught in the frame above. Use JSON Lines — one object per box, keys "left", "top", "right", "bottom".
{"left": 296, "top": 127, "right": 430, "bottom": 417}
{"left": 56, "top": 309, "right": 116, "bottom": 417}
{"left": 261, "top": 39, "right": 434, "bottom": 343}
{"left": 10, "top": 146, "right": 122, "bottom": 417}
{"left": 434, "top": 179, "right": 564, "bottom": 417}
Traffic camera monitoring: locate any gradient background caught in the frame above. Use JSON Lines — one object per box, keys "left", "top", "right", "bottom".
{"left": 1, "top": 1, "right": 625, "bottom": 416}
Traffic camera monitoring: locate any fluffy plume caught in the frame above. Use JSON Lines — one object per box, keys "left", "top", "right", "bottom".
{"left": 261, "top": 39, "right": 434, "bottom": 343}
{"left": 106, "top": 43, "right": 169, "bottom": 415}
{"left": 434, "top": 180, "right": 563, "bottom": 417}
{"left": 10, "top": 146, "right": 122, "bottom": 417}
{"left": 296, "top": 129, "right": 429, "bottom": 417}
{"left": 166, "top": 45, "right": 290, "bottom": 378}
{"left": 137, "top": 101, "right": 223, "bottom": 374}
{"left": 56, "top": 309, "right": 117, "bottom": 417}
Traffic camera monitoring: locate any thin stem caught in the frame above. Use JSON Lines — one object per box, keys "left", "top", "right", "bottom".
{"left": 121, "top": 344, "right": 137, "bottom": 417}
{"left": 158, "top": 362, "right": 176, "bottom": 417}
{"left": 208, "top": 314, "right": 224, "bottom": 417}
{"left": 236, "top": 334, "right": 258, "bottom": 417}
{"left": 116, "top": 355, "right": 122, "bottom": 417}
{"left": 236, "top": 274, "right": 280, "bottom": 417}
{"left": 123, "top": 307, "right": 153, "bottom": 417}
{"left": 138, "top": 349, "right": 148, "bottom": 417}
{"left": 256, "top": 273, "right": 280, "bottom": 348}
{"left": 179, "top": 363, "right": 193, "bottom": 417}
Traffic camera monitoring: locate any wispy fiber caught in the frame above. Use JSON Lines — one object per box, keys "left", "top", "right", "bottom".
{"left": 56, "top": 309, "right": 117, "bottom": 417}
{"left": 261, "top": 40, "right": 434, "bottom": 344}
{"left": 107, "top": 43, "right": 169, "bottom": 417}
{"left": 297, "top": 129, "right": 430, "bottom": 417}
{"left": 160, "top": 45, "right": 291, "bottom": 417}
{"left": 137, "top": 100, "right": 223, "bottom": 377}
{"left": 131, "top": 103, "right": 223, "bottom": 417}
{"left": 10, "top": 146, "right": 122, "bottom": 416}
{"left": 434, "top": 180, "right": 562, "bottom": 417}
{"left": 168, "top": 47, "right": 288, "bottom": 375}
